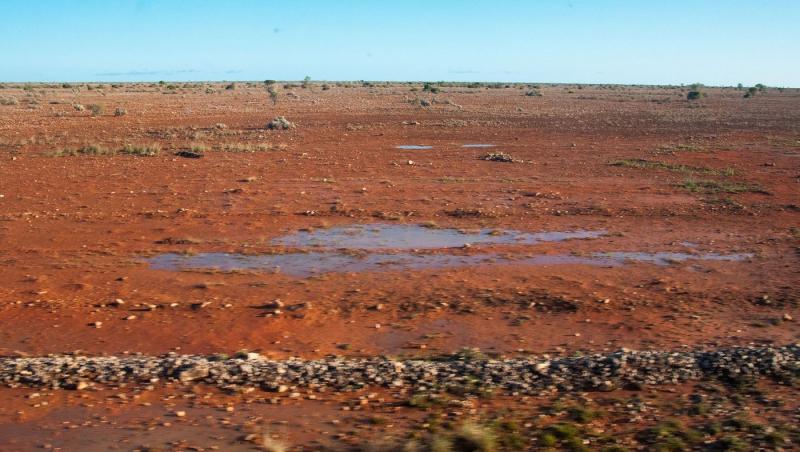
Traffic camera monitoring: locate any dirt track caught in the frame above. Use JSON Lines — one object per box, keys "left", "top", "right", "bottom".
{"left": 0, "top": 82, "right": 798, "bottom": 449}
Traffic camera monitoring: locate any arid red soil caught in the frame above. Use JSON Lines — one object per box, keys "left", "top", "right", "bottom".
{"left": 0, "top": 82, "right": 798, "bottom": 449}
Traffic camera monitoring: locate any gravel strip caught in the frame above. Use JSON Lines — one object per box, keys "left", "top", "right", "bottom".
{"left": 1, "top": 345, "right": 797, "bottom": 393}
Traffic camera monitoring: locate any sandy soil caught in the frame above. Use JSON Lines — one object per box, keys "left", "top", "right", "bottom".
{"left": 0, "top": 81, "right": 798, "bottom": 449}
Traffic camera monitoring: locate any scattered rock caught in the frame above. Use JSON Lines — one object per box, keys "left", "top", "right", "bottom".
{"left": 480, "top": 152, "right": 516, "bottom": 163}
{"left": 175, "top": 150, "right": 203, "bottom": 159}
{"left": 266, "top": 116, "right": 295, "bottom": 130}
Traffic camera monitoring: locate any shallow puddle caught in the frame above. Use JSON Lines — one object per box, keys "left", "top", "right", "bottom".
{"left": 395, "top": 145, "right": 433, "bottom": 150}
{"left": 148, "top": 252, "right": 503, "bottom": 277}
{"left": 592, "top": 251, "right": 751, "bottom": 265}
{"left": 271, "top": 224, "right": 605, "bottom": 249}
{"left": 147, "top": 250, "right": 751, "bottom": 277}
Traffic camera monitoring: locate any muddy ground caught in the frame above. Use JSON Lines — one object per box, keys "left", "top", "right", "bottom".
{"left": 0, "top": 81, "right": 798, "bottom": 450}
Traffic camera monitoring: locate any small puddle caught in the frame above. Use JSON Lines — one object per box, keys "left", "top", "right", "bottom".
{"left": 147, "top": 250, "right": 751, "bottom": 277}
{"left": 271, "top": 225, "right": 605, "bottom": 249}
{"left": 395, "top": 145, "right": 433, "bottom": 150}
{"left": 592, "top": 251, "right": 751, "bottom": 266}
{"left": 462, "top": 144, "right": 496, "bottom": 148}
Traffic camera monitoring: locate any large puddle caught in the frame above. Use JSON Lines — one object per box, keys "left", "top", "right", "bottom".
{"left": 146, "top": 224, "right": 750, "bottom": 277}
{"left": 147, "top": 250, "right": 750, "bottom": 277}
{"left": 271, "top": 224, "right": 604, "bottom": 249}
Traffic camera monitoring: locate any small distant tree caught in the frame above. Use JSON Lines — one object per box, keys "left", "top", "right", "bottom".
{"left": 301, "top": 76, "right": 311, "bottom": 89}
{"left": 686, "top": 91, "right": 704, "bottom": 101}
{"left": 267, "top": 86, "right": 279, "bottom": 105}
{"left": 736, "top": 83, "right": 743, "bottom": 90}
{"left": 755, "top": 83, "right": 767, "bottom": 91}
{"left": 422, "top": 82, "right": 439, "bottom": 93}
{"left": 264, "top": 80, "right": 276, "bottom": 86}
{"left": 744, "top": 87, "right": 758, "bottom": 98}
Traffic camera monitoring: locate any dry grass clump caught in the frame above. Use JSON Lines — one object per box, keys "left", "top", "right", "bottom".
{"left": 52, "top": 143, "right": 160, "bottom": 157}
{"left": 219, "top": 142, "right": 288, "bottom": 152}
{"left": 120, "top": 143, "right": 160, "bottom": 156}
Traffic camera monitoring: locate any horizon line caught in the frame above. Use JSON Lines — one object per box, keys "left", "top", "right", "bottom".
{"left": 1, "top": 80, "right": 796, "bottom": 89}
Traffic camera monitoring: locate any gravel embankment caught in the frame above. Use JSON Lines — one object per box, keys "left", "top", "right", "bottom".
{"left": 1, "top": 345, "right": 797, "bottom": 393}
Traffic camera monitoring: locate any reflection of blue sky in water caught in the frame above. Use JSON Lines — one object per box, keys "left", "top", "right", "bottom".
{"left": 395, "top": 145, "right": 433, "bottom": 150}
{"left": 148, "top": 251, "right": 751, "bottom": 278}
{"left": 271, "top": 224, "right": 606, "bottom": 250}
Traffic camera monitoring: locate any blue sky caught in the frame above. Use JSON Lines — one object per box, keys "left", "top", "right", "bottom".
{"left": 2, "top": 0, "right": 798, "bottom": 86}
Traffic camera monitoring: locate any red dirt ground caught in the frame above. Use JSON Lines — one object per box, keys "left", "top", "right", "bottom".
{"left": 0, "top": 82, "right": 798, "bottom": 449}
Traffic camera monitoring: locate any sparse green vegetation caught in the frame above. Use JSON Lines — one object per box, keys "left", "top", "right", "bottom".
{"left": 267, "top": 86, "right": 279, "bottom": 105}
{"left": 423, "top": 82, "right": 440, "bottom": 93}
{"left": 611, "top": 158, "right": 734, "bottom": 176}
{"left": 680, "top": 179, "right": 766, "bottom": 194}
{"left": 637, "top": 420, "right": 703, "bottom": 452}
{"left": 0, "top": 97, "right": 18, "bottom": 106}
{"left": 188, "top": 143, "right": 208, "bottom": 153}
{"left": 407, "top": 393, "right": 446, "bottom": 409}
{"left": 568, "top": 405, "right": 599, "bottom": 423}
{"left": 687, "top": 90, "right": 705, "bottom": 100}
{"left": 88, "top": 104, "right": 103, "bottom": 116}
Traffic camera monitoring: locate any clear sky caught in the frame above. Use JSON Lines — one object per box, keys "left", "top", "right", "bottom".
{"left": 2, "top": 0, "right": 798, "bottom": 86}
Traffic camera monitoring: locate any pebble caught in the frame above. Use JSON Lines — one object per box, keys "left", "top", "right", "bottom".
{"left": 0, "top": 345, "right": 797, "bottom": 395}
